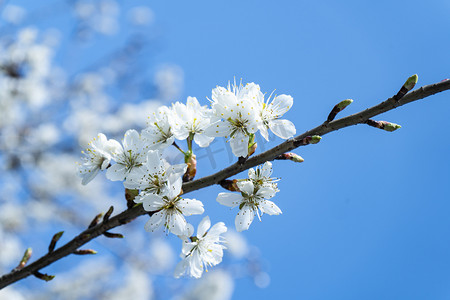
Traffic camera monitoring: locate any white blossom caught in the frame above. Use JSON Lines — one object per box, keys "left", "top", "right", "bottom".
{"left": 255, "top": 91, "right": 296, "bottom": 140}
{"left": 174, "top": 216, "right": 227, "bottom": 279}
{"left": 77, "top": 133, "right": 121, "bottom": 185}
{"left": 124, "top": 150, "right": 187, "bottom": 196}
{"left": 204, "top": 81, "right": 261, "bottom": 157}
{"left": 248, "top": 161, "right": 279, "bottom": 190}
{"left": 217, "top": 180, "right": 281, "bottom": 232}
{"left": 138, "top": 178, "right": 204, "bottom": 236}
{"left": 171, "top": 96, "right": 214, "bottom": 147}
{"left": 106, "top": 129, "right": 150, "bottom": 181}
{"left": 142, "top": 106, "right": 176, "bottom": 150}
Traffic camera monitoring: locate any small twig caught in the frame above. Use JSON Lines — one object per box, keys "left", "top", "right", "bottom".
{"left": 327, "top": 99, "right": 353, "bottom": 122}
{"left": 88, "top": 213, "right": 103, "bottom": 229}
{"left": 103, "top": 206, "right": 114, "bottom": 223}
{"left": 73, "top": 249, "right": 97, "bottom": 255}
{"left": 13, "top": 248, "right": 32, "bottom": 271}
{"left": 274, "top": 152, "right": 304, "bottom": 163}
{"left": 103, "top": 232, "right": 124, "bottom": 239}
{"left": 48, "top": 232, "right": 64, "bottom": 253}
{"left": 33, "top": 271, "right": 54, "bottom": 282}
{"left": 365, "top": 119, "right": 401, "bottom": 132}
{"left": 394, "top": 74, "right": 418, "bottom": 100}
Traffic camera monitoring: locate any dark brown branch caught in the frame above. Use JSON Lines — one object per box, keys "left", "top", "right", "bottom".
{"left": 1, "top": 78, "right": 450, "bottom": 289}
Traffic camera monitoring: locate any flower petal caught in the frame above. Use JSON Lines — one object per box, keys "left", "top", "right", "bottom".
{"left": 197, "top": 216, "right": 211, "bottom": 238}
{"left": 258, "top": 200, "right": 282, "bottom": 215}
{"left": 270, "top": 94, "right": 293, "bottom": 117}
{"left": 229, "top": 131, "right": 249, "bottom": 158}
{"left": 269, "top": 119, "right": 296, "bottom": 139}
{"left": 144, "top": 211, "right": 165, "bottom": 232}
{"left": 177, "top": 198, "right": 204, "bottom": 216}
{"left": 235, "top": 204, "right": 255, "bottom": 232}
{"left": 216, "top": 193, "right": 243, "bottom": 207}
{"left": 105, "top": 163, "right": 127, "bottom": 181}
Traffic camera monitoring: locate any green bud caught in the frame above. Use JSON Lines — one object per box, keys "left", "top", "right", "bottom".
{"left": 310, "top": 135, "right": 322, "bottom": 144}
{"left": 381, "top": 121, "right": 401, "bottom": 132}
{"left": 403, "top": 74, "right": 418, "bottom": 91}
{"left": 337, "top": 99, "right": 353, "bottom": 110}
{"left": 34, "top": 271, "right": 55, "bottom": 282}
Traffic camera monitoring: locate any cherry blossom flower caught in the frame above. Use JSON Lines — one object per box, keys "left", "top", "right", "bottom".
{"left": 174, "top": 216, "right": 227, "bottom": 278}
{"left": 216, "top": 180, "right": 281, "bottom": 232}
{"left": 138, "top": 177, "right": 204, "bottom": 236}
{"left": 170, "top": 96, "right": 214, "bottom": 147}
{"left": 124, "top": 150, "right": 187, "bottom": 196}
{"left": 106, "top": 129, "right": 150, "bottom": 181}
{"left": 142, "top": 106, "right": 175, "bottom": 150}
{"left": 77, "top": 133, "right": 122, "bottom": 185}
{"left": 205, "top": 81, "right": 260, "bottom": 157}
{"left": 248, "top": 161, "right": 279, "bottom": 191}
{"left": 256, "top": 91, "right": 296, "bottom": 140}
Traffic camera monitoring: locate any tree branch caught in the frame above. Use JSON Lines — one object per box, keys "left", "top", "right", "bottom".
{"left": 1, "top": 78, "right": 449, "bottom": 289}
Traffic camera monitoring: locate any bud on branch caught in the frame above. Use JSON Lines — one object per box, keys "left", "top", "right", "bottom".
{"left": 366, "top": 119, "right": 401, "bottom": 132}
{"left": 73, "top": 249, "right": 97, "bottom": 255}
{"left": 219, "top": 179, "right": 240, "bottom": 191}
{"left": 275, "top": 152, "right": 304, "bottom": 163}
{"left": 14, "top": 248, "right": 32, "bottom": 271}
{"left": 48, "top": 231, "right": 64, "bottom": 253}
{"left": 394, "top": 74, "right": 418, "bottom": 100}
{"left": 327, "top": 99, "right": 353, "bottom": 122}
{"left": 33, "top": 271, "right": 55, "bottom": 282}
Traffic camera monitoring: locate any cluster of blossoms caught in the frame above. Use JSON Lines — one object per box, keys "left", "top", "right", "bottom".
{"left": 78, "top": 80, "right": 296, "bottom": 278}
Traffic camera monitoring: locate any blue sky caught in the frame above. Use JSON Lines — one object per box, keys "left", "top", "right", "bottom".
{"left": 10, "top": 0, "right": 450, "bottom": 299}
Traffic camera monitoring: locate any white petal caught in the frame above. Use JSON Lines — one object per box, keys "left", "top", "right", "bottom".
{"left": 269, "top": 119, "right": 296, "bottom": 139}
{"left": 204, "top": 120, "right": 232, "bottom": 137}
{"left": 146, "top": 151, "right": 164, "bottom": 172}
{"left": 256, "top": 186, "right": 277, "bottom": 199}
{"left": 123, "top": 129, "right": 140, "bottom": 150}
{"left": 259, "top": 125, "right": 269, "bottom": 141}
{"left": 177, "top": 198, "right": 204, "bottom": 216}
{"left": 190, "top": 250, "right": 204, "bottom": 278}
{"left": 237, "top": 180, "right": 254, "bottom": 195}
{"left": 261, "top": 161, "right": 273, "bottom": 177}
{"left": 216, "top": 193, "right": 243, "bottom": 207}
{"left": 207, "top": 222, "right": 227, "bottom": 238}
{"left": 229, "top": 131, "right": 249, "bottom": 158}
{"left": 140, "top": 194, "right": 165, "bottom": 211}
{"left": 194, "top": 133, "right": 214, "bottom": 147}
{"left": 270, "top": 94, "right": 293, "bottom": 116}
{"left": 248, "top": 168, "right": 256, "bottom": 180}
{"left": 144, "top": 211, "right": 165, "bottom": 232}
{"left": 167, "top": 177, "right": 183, "bottom": 199}
{"left": 80, "top": 167, "right": 100, "bottom": 185}
{"left": 258, "top": 200, "right": 282, "bottom": 215}
{"left": 197, "top": 216, "right": 211, "bottom": 238}
{"left": 174, "top": 258, "right": 189, "bottom": 278}
{"left": 105, "top": 163, "right": 127, "bottom": 181}
{"left": 235, "top": 205, "right": 254, "bottom": 232}
{"left": 168, "top": 211, "right": 188, "bottom": 236}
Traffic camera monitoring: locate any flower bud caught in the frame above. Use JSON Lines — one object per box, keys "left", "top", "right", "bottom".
{"left": 48, "top": 231, "right": 64, "bottom": 253}
{"left": 15, "top": 248, "right": 32, "bottom": 270}
{"left": 310, "top": 135, "right": 322, "bottom": 144}
{"left": 219, "top": 179, "right": 240, "bottom": 191}
{"left": 380, "top": 121, "right": 401, "bottom": 132}
{"left": 403, "top": 74, "right": 418, "bottom": 92}
{"left": 275, "top": 152, "right": 304, "bottom": 163}
{"left": 183, "top": 153, "right": 197, "bottom": 182}
{"left": 34, "top": 271, "right": 55, "bottom": 282}
{"left": 74, "top": 249, "right": 97, "bottom": 255}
